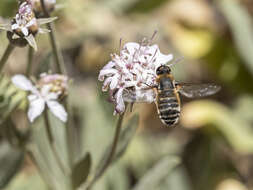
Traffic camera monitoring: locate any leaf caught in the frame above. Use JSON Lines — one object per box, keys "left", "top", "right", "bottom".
{"left": 0, "top": 142, "right": 24, "bottom": 188}
{"left": 132, "top": 156, "right": 181, "bottom": 190}
{"left": 71, "top": 153, "right": 91, "bottom": 189}
{"left": 87, "top": 114, "right": 139, "bottom": 188}
{"left": 0, "top": 75, "right": 26, "bottom": 125}
{"left": 181, "top": 100, "right": 253, "bottom": 154}
{"left": 217, "top": 0, "right": 253, "bottom": 76}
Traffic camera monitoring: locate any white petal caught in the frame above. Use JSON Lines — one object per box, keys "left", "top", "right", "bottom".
{"left": 102, "top": 77, "right": 112, "bottom": 91}
{"left": 12, "top": 75, "right": 35, "bottom": 91}
{"left": 11, "top": 24, "right": 19, "bottom": 30}
{"left": 123, "top": 42, "right": 140, "bottom": 55}
{"left": 45, "top": 92, "right": 59, "bottom": 101}
{"left": 28, "top": 96, "right": 45, "bottom": 122}
{"left": 109, "top": 75, "right": 118, "bottom": 89}
{"left": 40, "top": 85, "right": 52, "bottom": 97}
{"left": 21, "top": 27, "right": 29, "bottom": 36}
{"left": 26, "top": 18, "right": 37, "bottom": 27}
{"left": 115, "top": 88, "right": 125, "bottom": 114}
{"left": 148, "top": 44, "right": 159, "bottom": 55}
{"left": 25, "top": 34, "right": 37, "bottom": 51}
{"left": 98, "top": 69, "right": 117, "bottom": 81}
{"left": 103, "top": 61, "right": 115, "bottom": 69}
{"left": 47, "top": 100, "right": 67, "bottom": 122}
{"left": 156, "top": 53, "right": 173, "bottom": 65}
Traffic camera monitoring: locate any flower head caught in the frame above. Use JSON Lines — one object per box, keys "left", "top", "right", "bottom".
{"left": 12, "top": 2, "right": 38, "bottom": 37}
{"left": 0, "top": 1, "right": 57, "bottom": 50}
{"left": 11, "top": 74, "right": 68, "bottom": 122}
{"left": 98, "top": 39, "right": 173, "bottom": 114}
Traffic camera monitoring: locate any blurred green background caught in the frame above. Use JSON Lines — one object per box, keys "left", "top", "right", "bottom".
{"left": 1, "top": 0, "right": 253, "bottom": 190}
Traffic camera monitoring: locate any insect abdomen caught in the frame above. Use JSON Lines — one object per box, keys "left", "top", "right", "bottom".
{"left": 157, "top": 90, "right": 180, "bottom": 127}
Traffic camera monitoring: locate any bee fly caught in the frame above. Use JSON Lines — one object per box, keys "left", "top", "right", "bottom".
{"left": 123, "top": 65, "right": 220, "bottom": 127}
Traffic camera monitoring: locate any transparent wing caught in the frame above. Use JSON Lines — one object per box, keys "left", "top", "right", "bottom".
{"left": 177, "top": 83, "right": 220, "bottom": 98}
{"left": 123, "top": 88, "right": 156, "bottom": 103}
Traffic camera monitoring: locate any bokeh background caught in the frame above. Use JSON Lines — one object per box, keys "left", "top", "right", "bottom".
{"left": 1, "top": 0, "right": 253, "bottom": 190}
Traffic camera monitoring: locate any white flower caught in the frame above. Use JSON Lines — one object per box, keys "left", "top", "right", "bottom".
{"left": 0, "top": 2, "right": 57, "bottom": 50}
{"left": 11, "top": 2, "right": 38, "bottom": 37}
{"left": 11, "top": 74, "right": 68, "bottom": 123}
{"left": 30, "top": 0, "right": 57, "bottom": 14}
{"left": 98, "top": 39, "right": 173, "bottom": 114}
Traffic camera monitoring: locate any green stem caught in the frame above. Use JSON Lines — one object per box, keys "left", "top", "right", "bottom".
{"left": 86, "top": 109, "right": 127, "bottom": 190}
{"left": 0, "top": 43, "right": 14, "bottom": 72}
{"left": 44, "top": 109, "right": 69, "bottom": 175}
{"left": 40, "top": 0, "right": 66, "bottom": 74}
{"left": 64, "top": 100, "right": 75, "bottom": 167}
{"left": 26, "top": 46, "right": 34, "bottom": 76}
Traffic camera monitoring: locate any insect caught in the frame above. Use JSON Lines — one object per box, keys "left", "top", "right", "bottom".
{"left": 123, "top": 65, "right": 220, "bottom": 127}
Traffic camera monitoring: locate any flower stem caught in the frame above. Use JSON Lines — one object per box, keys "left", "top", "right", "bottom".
{"left": 40, "top": 0, "right": 66, "bottom": 75}
{"left": 40, "top": 0, "right": 74, "bottom": 169}
{"left": 44, "top": 109, "right": 68, "bottom": 175}
{"left": 86, "top": 109, "right": 127, "bottom": 190}
{"left": 26, "top": 46, "right": 34, "bottom": 76}
{"left": 0, "top": 43, "right": 14, "bottom": 72}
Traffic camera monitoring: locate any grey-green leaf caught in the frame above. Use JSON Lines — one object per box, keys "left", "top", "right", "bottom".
{"left": 0, "top": 142, "right": 24, "bottom": 188}
{"left": 0, "top": 75, "right": 26, "bottom": 125}
{"left": 71, "top": 153, "right": 92, "bottom": 189}
{"left": 132, "top": 156, "right": 181, "bottom": 190}
{"left": 217, "top": 0, "right": 253, "bottom": 76}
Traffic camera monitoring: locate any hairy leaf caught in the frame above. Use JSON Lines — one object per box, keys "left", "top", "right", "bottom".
{"left": 132, "top": 156, "right": 181, "bottom": 190}
{"left": 217, "top": 0, "right": 253, "bottom": 76}
{"left": 71, "top": 153, "right": 91, "bottom": 189}
{"left": 0, "top": 75, "right": 26, "bottom": 125}
{"left": 0, "top": 142, "right": 24, "bottom": 188}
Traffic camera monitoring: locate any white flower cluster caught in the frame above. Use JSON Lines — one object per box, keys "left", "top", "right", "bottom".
{"left": 0, "top": 1, "right": 56, "bottom": 50}
{"left": 98, "top": 40, "right": 173, "bottom": 114}
{"left": 11, "top": 2, "right": 37, "bottom": 37}
{"left": 12, "top": 74, "right": 68, "bottom": 123}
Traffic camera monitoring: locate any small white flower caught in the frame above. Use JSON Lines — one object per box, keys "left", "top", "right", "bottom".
{"left": 12, "top": 74, "right": 68, "bottom": 123}
{"left": 98, "top": 39, "right": 173, "bottom": 114}
{"left": 0, "top": 1, "right": 57, "bottom": 50}
{"left": 11, "top": 2, "right": 38, "bottom": 37}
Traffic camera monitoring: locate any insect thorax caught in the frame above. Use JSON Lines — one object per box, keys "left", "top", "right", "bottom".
{"left": 158, "top": 76, "right": 175, "bottom": 91}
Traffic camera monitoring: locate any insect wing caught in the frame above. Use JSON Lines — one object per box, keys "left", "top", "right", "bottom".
{"left": 177, "top": 83, "right": 220, "bottom": 98}
{"left": 123, "top": 88, "right": 156, "bottom": 103}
